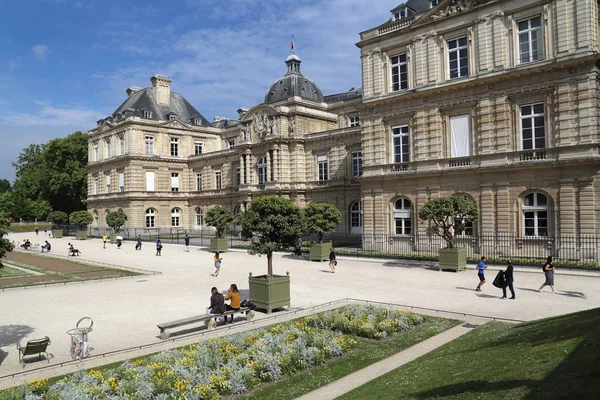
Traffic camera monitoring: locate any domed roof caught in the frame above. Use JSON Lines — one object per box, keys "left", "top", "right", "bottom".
{"left": 265, "top": 52, "right": 324, "bottom": 104}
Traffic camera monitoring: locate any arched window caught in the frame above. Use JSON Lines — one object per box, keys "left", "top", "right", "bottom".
{"left": 393, "top": 198, "right": 412, "bottom": 235}
{"left": 145, "top": 208, "right": 156, "bottom": 228}
{"left": 523, "top": 192, "right": 548, "bottom": 236}
{"left": 257, "top": 156, "right": 267, "bottom": 185}
{"left": 171, "top": 208, "right": 181, "bottom": 227}
{"left": 454, "top": 195, "right": 475, "bottom": 236}
{"left": 350, "top": 201, "right": 362, "bottom": 234}
{"left": 195, "top": 207, "right": 203, "bottom": 227}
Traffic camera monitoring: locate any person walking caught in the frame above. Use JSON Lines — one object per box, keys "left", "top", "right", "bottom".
{"left": 44, "top": 227, "right": 47, "bottom": 236}
{"left": 329, "top": 247, "right": 337, "bottom": 273}
{"left": 501, "top": 260, "right": 516, "bottom": 299}
{"left": 224, "top": 284, "right": 241, "bottom": 323}
{"left": 156, "top": 239, "right": 162, "bottom": 256}
{"left": 207, "top": 287, "right": 226, "bottom": 325}
{"left": 35, "top": 226, "right": 39, "bottom": 236}
{"left": 539, "top": 256, "right": 556, "bottom": 293}
{"left": 213, "top": 252, "right": 223, "bottom": 277}
{"left": 294, "top": 237, "right": 303, "bottom": 256}
{"left": 475, "top": 256, "right": 487, "bottom": 291}
{"left": 184, "top": 234, "right": 190, "bottom": 252}
{"left": 102, "top": 235, "right": 108, "bottom": 249}
{"left": 135, "top": 235, "right": 142, "bottom": 250}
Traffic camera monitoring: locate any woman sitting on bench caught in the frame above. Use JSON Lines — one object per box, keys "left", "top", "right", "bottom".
{"left": 21, "top": 239, "right": 31, "bottom": 250}
{"left": 68, "top": 243, "right": 81, "bottom": 256}
{"left": 41, "top": 241, "right": 51, "bottom": 252}
{"left": 207, "top": 287, "right": 226, "bottom": 323}
{"left": 224, "top": 284, "right": 241, "bottom": 324}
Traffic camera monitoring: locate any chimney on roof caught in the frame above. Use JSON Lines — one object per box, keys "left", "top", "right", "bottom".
{"left": 237, "top": 108, "right": 249, "bottom": 120}
{"left": 126, "top": 86, "right": 142, "bottom": 97}
{"left": 214, "top": 116, "right": 224, "bottom": 122}
{"left": 150, "top": 74, "right": 171, "bottom": 105}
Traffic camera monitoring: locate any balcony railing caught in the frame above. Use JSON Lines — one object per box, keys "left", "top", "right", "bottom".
{"left": 519, "top": 150, "right": 547, "bottom": 161}
{"left": 448, "top": 157, "right": 471, "bottom": 168}
{"left": 377, "top": 16, "right": 415, "bottom": 35}
{"left": 390, "top": 163, "right": 410, "bottom": 172}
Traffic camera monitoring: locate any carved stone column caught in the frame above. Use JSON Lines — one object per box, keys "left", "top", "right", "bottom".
{"left": 479, "top": 183, "right": 495, "bottom": 235}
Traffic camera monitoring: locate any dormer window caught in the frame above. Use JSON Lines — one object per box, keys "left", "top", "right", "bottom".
{"left": 169, "top": 114, "right": 177, "bottom": 121}
{"left": 143, "top": 111, "right": 152, "bottom": 119}
{"left": 193, "top": 117, "right": 202, "bottom": 125}
{"left": 429, "top": 0, "right": 441, "bottom": 8}
{"left": 394, "top": 8, "right": 408, "bottom": 20}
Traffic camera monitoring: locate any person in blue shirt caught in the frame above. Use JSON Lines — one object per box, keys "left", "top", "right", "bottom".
{"left": 156, "top": 239, "right": 162, "bottom": 256}
{"left": 475, "top": 256, "right": 487, "bottom": 291}
{"left": 184, "top": 234, "right": 190, "bottom": 252}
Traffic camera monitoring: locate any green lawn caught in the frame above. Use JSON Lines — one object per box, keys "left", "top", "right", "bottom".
{"left": 0, "top": 264, "right": 31, "bottom": 278}
{"left": 238, "top": 317, "right": 460, "bottom": 400}
{"left": 8, "top": 225, "right": 50, "bottom": 233}
{"left": 339, "top": 308, "right": 600, "bottom": 400}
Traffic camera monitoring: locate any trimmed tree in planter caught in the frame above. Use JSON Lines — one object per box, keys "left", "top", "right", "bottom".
{"left": 304, "top": 202, "right": 342, "bottom": 261}
{"left": 205, "top": 206, "right": 234, "bottom": 252}
{"left": 106, "top": 210, "right": 128, "bottom": 243}
{"left": 69, "top": 210, "right": 93, "bottom": 240}
{"left": 0, "top": 212, "right": 14, "bottom": 268}
{"left": 47, "top": 211, "right": 68, "bottom": 238}
{"left": 239, "top": 196, "right": 306, "bottom": 314}
{"left": 418, "top": 196, "right": 479, "bottom": 272}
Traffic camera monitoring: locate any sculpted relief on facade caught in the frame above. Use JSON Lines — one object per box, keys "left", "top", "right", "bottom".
{"left": 431, "top": 0, "right": 486, "bottom": 20}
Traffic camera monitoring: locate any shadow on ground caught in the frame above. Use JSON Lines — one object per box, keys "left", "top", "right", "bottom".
{"left": 0, "top": 349, "right": 8, "bottom": 366}
{"left": 0, "top": 325, "right": 35, "bottom": 347}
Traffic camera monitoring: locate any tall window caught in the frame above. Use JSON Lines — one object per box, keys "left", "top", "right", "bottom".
{"left": 448, "top": 37, "right": 468, "bottom": 79}
{"left": 520, "top": 103, "right": 546, "bottom": 150}
{"left": 94, "top": 178, "right": 98, "bottom": 195}
{"left": 195, "top": 141, "right": 203, "bottom": 155}
{"left": 228, "top": 139, "right": 235, "bottom": 149}
{"left": 170, "top": 138, "right": 179, "bottom": 156}
{"left": 257, "top": 156, "right": 267, "bottom": 185}
{"left": 171, "top": 173, "right": 179, "bottom": 192}
{"left": 120, "top": 136, "right": 125, "bottom": 155}
{"left": 105, "top": 173, "right": 111, "bottom": 192}
{"left": 196, "top": 173, "right": 203, "bottom": 191}
{"left": 195, "top": 207, "right": 203, "bottom": 226}
{"left": 518, "top": 16, "right": 543, "bottom": 64}
{"left": 317, "top": 155, "right": 329, "bottom": 181}
{"left": 390, "top": 54, "right": 408, "bottom": 91}
{"left": 235, "top": 167, "right": 241, "bottom": 186}
{"left": 119, "top": 172, "right": 125, "bottom": 192}
{"left": 392, "top": 125, "right": 410, "bottom": 163}
{"left": 215, "top": 171, "right": 222, "bottom": 190}
{"left": 350, "top": 201, "right": 362, "bottom": 230}
{"left": 350, "top": 116, "right": 360, "bottom": 127}
{"left": 454, "top": 196, "right": 475, "bottom": 236}
{"left": 106, "top": 139, "right": 112, "bottom": 158}
{"left": 523, "top": 192, "right": 548, "bottom": 236}
{"left": 145, "top": 171, "right": 155, "bottom": 192}
{"left": 145, "top": 208, "right": 156, "bottom": 228}
{"left": 393, "top": 198, "right": 412, "bottom": 235}
{"left": 145, "top": 136, "right": 154, "bottom": 155}
{"left": 450, "top": 115, "right": 471, "bottom": 157}
{"left": 93, "top": 142, "right": 98, "bottom": 161}
{"left": 171, "top": 208, "right": 181, "bottom": 227}
{"left": 352, "top": 151, "right": 363, "bottom": 178}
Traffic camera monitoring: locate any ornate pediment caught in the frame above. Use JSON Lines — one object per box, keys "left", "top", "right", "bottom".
{"left": 431, "top": 0, "right": 486, "bottom": 21}
{"left": 164, "top": 120, "right": 189, "bottom": 130}
{"left": 241, "top": 108, "right": 279, "bottom": 143}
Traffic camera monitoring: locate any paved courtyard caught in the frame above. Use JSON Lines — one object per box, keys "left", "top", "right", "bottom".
{"left": 1, "top": 232, "right": 599, "bottom": 388}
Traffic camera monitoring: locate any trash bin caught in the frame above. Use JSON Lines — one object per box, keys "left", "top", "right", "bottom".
{"left": 67, "top": 317, "right": 93, "bottom": 360}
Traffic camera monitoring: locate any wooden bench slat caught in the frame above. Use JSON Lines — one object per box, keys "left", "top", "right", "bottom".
{"left": 157, "top": 308, "right": 252, "bottom": 339}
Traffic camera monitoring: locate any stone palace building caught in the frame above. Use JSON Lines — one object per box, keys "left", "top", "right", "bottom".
{"left": 87, "top": 0, "right": 600, "bottom": 257}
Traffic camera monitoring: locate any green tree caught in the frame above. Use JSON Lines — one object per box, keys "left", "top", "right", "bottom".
{"left": 0, "top": 179, "right": 11, "bottom": 193}
{"left": 27, "top": 199, "right": 52, "bottom": 221}
{"left": 0, "top": 192, "right": 16, "bottom": 220}
{"left": 0, "top": 213, "right": 15, "bottom": 267}
{"left": 239, "top": 196, "right": 306, "bottom": 278}
{"left": 205, "top": 206, "right": 234, "bottom": 238}
{"left": 106, "top": 211, "right": 128, "bottom": 233}
{"left": 304, "top": 202, "right": 342, "bottom": 242}
{"left": 418, "top": 196, "right": 479, "bottom": 249}
{"left": 69, "top": 210, "right": 93, "bottom": 228}
{"left": 48, "top": 211, "right": 69, "bottom": 225}
{"left": 12, "top": 143, "right": 45, "bottom": 202}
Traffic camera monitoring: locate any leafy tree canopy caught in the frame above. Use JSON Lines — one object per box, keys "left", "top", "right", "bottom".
{"left": 0, "top": 179, "right": 11, "bottom": 193}
{"left": 69, "top": 210, "right": 93, "bottom": 227}
{"left": 27, "top": 199, "right": 52, "bottom": 221}
{"left": 0, "top": 192, "right": 16, "bottom": 220}
{"left": 0, "top": 213, "right": 14, "bottom": 267}
{"left": 48, "top": 211, "right": 69, "bottom": 225}
{"left": 106, "top": 211, "right": 128, "bottom": 233}
{"left": 205, "top": 206, "right": 234, "bottom": 238}
{"left": 304, "top": 202, "right": 342, "bottom": 242}
{"left": 418, "top": 196, "right": 479, "bottom": 249}
{"left": 240, "top": 196, "right": 306, "bottom": 278}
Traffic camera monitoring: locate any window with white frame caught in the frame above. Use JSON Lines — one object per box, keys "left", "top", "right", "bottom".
{"left": 393, "top": 198, "right": 412, "bottom": 235}
{"left": 169, "top": 114, "right": 177, "bottom": 121}
{"left": 170, "top": 138, "right": 179, "bottom": 156}
{"left": 518, "top": 16, "right": 543, "bottom": 64}
{"left": 171, "top": 172, "right": 180, "bottom": 192}
{"left": 520, "top": 103, "right": 546, "bottom": 150}
{"left": 448, "top": 37, "right": 469, "bottom": 79}
{"left": 523, "top": 192, "right": 548, "bottom": 236}
{"left": 390, "top": 54, "right": 408, "bottom": 91}
{"left": 228, "top": 139, "right": 235, "bottom": 149}
{"left": 106, "top": 139, "right": 112, "bottom": 158}
{"left": 195, "top": 207, "right": 203, "bottom": 226}
{"left": 194, "top": 117, "right": 202, "bottom": 125}
{"left": 350, "top": 201, "right": 362, "bottom": 229}
{"left": 196, "top": 173, "right": 203, "bottom": 191}
{"left": 120, "top": 136, "right": 125, "bottom": 155}
{"left": 143, "top": 111, "right": 152, "bottom": 119}
{"left": 257, "top": 156, "right": 267, "bottom": 185}
{"left": 145, "top": 136, "right": 154, "bottom": 155}
{"left": 350, "top": 116, "right": 360, "bottom": 127}
{"left": 119, "top": 172, "right": 124, "bottom": 192}
{"left": 450, "top": 115, "right": 471, "bottom": 157}
{"left": 392, "top": 125, "right": 410, "bottom": 163}
{"left": 352, "top": 151, "right": 363, "bottom": 178}
{"left": 105, "top": 173, "right": 111, "bottom": 192}
{"left": 145, "top": 208, "right": 156, "bottom": 228}
{"left": 317, "top": 155, "right": 329, "bottom": 181}
{"left": 235, "top": 167, "right": 241, "bottom": 186}
{"left": 394, "top": 8, "right": 407, "bottom": 20}
{"left": 215, "top": 171, "right": 222, "bottom": 190}
{"left": 195, "top": 141, "right": 203, "bottom": 155}
{"left": 145, "top": 171, "right": 155, "bottom": 192}
{"left": 171, "top": 208, "right": 181, "bottom": 227}
{"left": 93, "top": 142, "right": 98, "bottom": 161}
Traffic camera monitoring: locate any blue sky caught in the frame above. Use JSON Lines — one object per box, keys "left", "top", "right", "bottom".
{"left": 0, "top": 0, "right": 400, "bottom": 181}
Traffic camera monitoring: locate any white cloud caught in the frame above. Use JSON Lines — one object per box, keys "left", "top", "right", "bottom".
{"left": 0, "top": 100, "right": 102, "bottom": 127}
{"left": 7, "top": 58, "right": 21, "bottom": 71}
{"left": 31, "top": 44, "right": 51, "bottom": 61}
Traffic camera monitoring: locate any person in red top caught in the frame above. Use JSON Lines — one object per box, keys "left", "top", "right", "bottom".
{"left": 224, "top": 284, "right": 240, "bottom": 324}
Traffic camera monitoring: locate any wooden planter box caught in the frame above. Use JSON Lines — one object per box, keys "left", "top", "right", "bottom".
{"left": 210, "top": 238, "right": 228, "bottom": 252}
{"left": 310, "top": 241, "right": 332, "bottom": 262}
{"left": 52, "top": 229, "right": 63, "bottom": 238}
{"left": 439, "top": 247, "right": 467, "bottom": 272}
{"left": 75, "top": 231, "right": 88, "bottom": 240}
{"left": 249, "top": 273, "right": 290, "bottom": 314}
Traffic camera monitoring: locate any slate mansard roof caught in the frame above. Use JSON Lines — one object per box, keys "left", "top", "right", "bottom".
{"left": 108, "top": 87, "right": 211, "bottom": 126}
{"left": 265, "top": 53, "right": 324, "bottom": 104}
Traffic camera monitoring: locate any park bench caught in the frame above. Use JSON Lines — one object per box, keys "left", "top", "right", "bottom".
{"left": 17, "top": 336, "right": 52, "bottom": 366}
{"left": 157, "top": 308, "right": 255, "bottom": 340}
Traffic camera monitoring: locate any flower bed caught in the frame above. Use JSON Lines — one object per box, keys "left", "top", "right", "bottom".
{"left": 1, "top": 306, "right": 426, "bottom": 399}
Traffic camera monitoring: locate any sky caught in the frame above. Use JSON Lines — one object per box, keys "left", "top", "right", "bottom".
{"left": 0, "top": 0, "right": 401, "bottom": 181}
